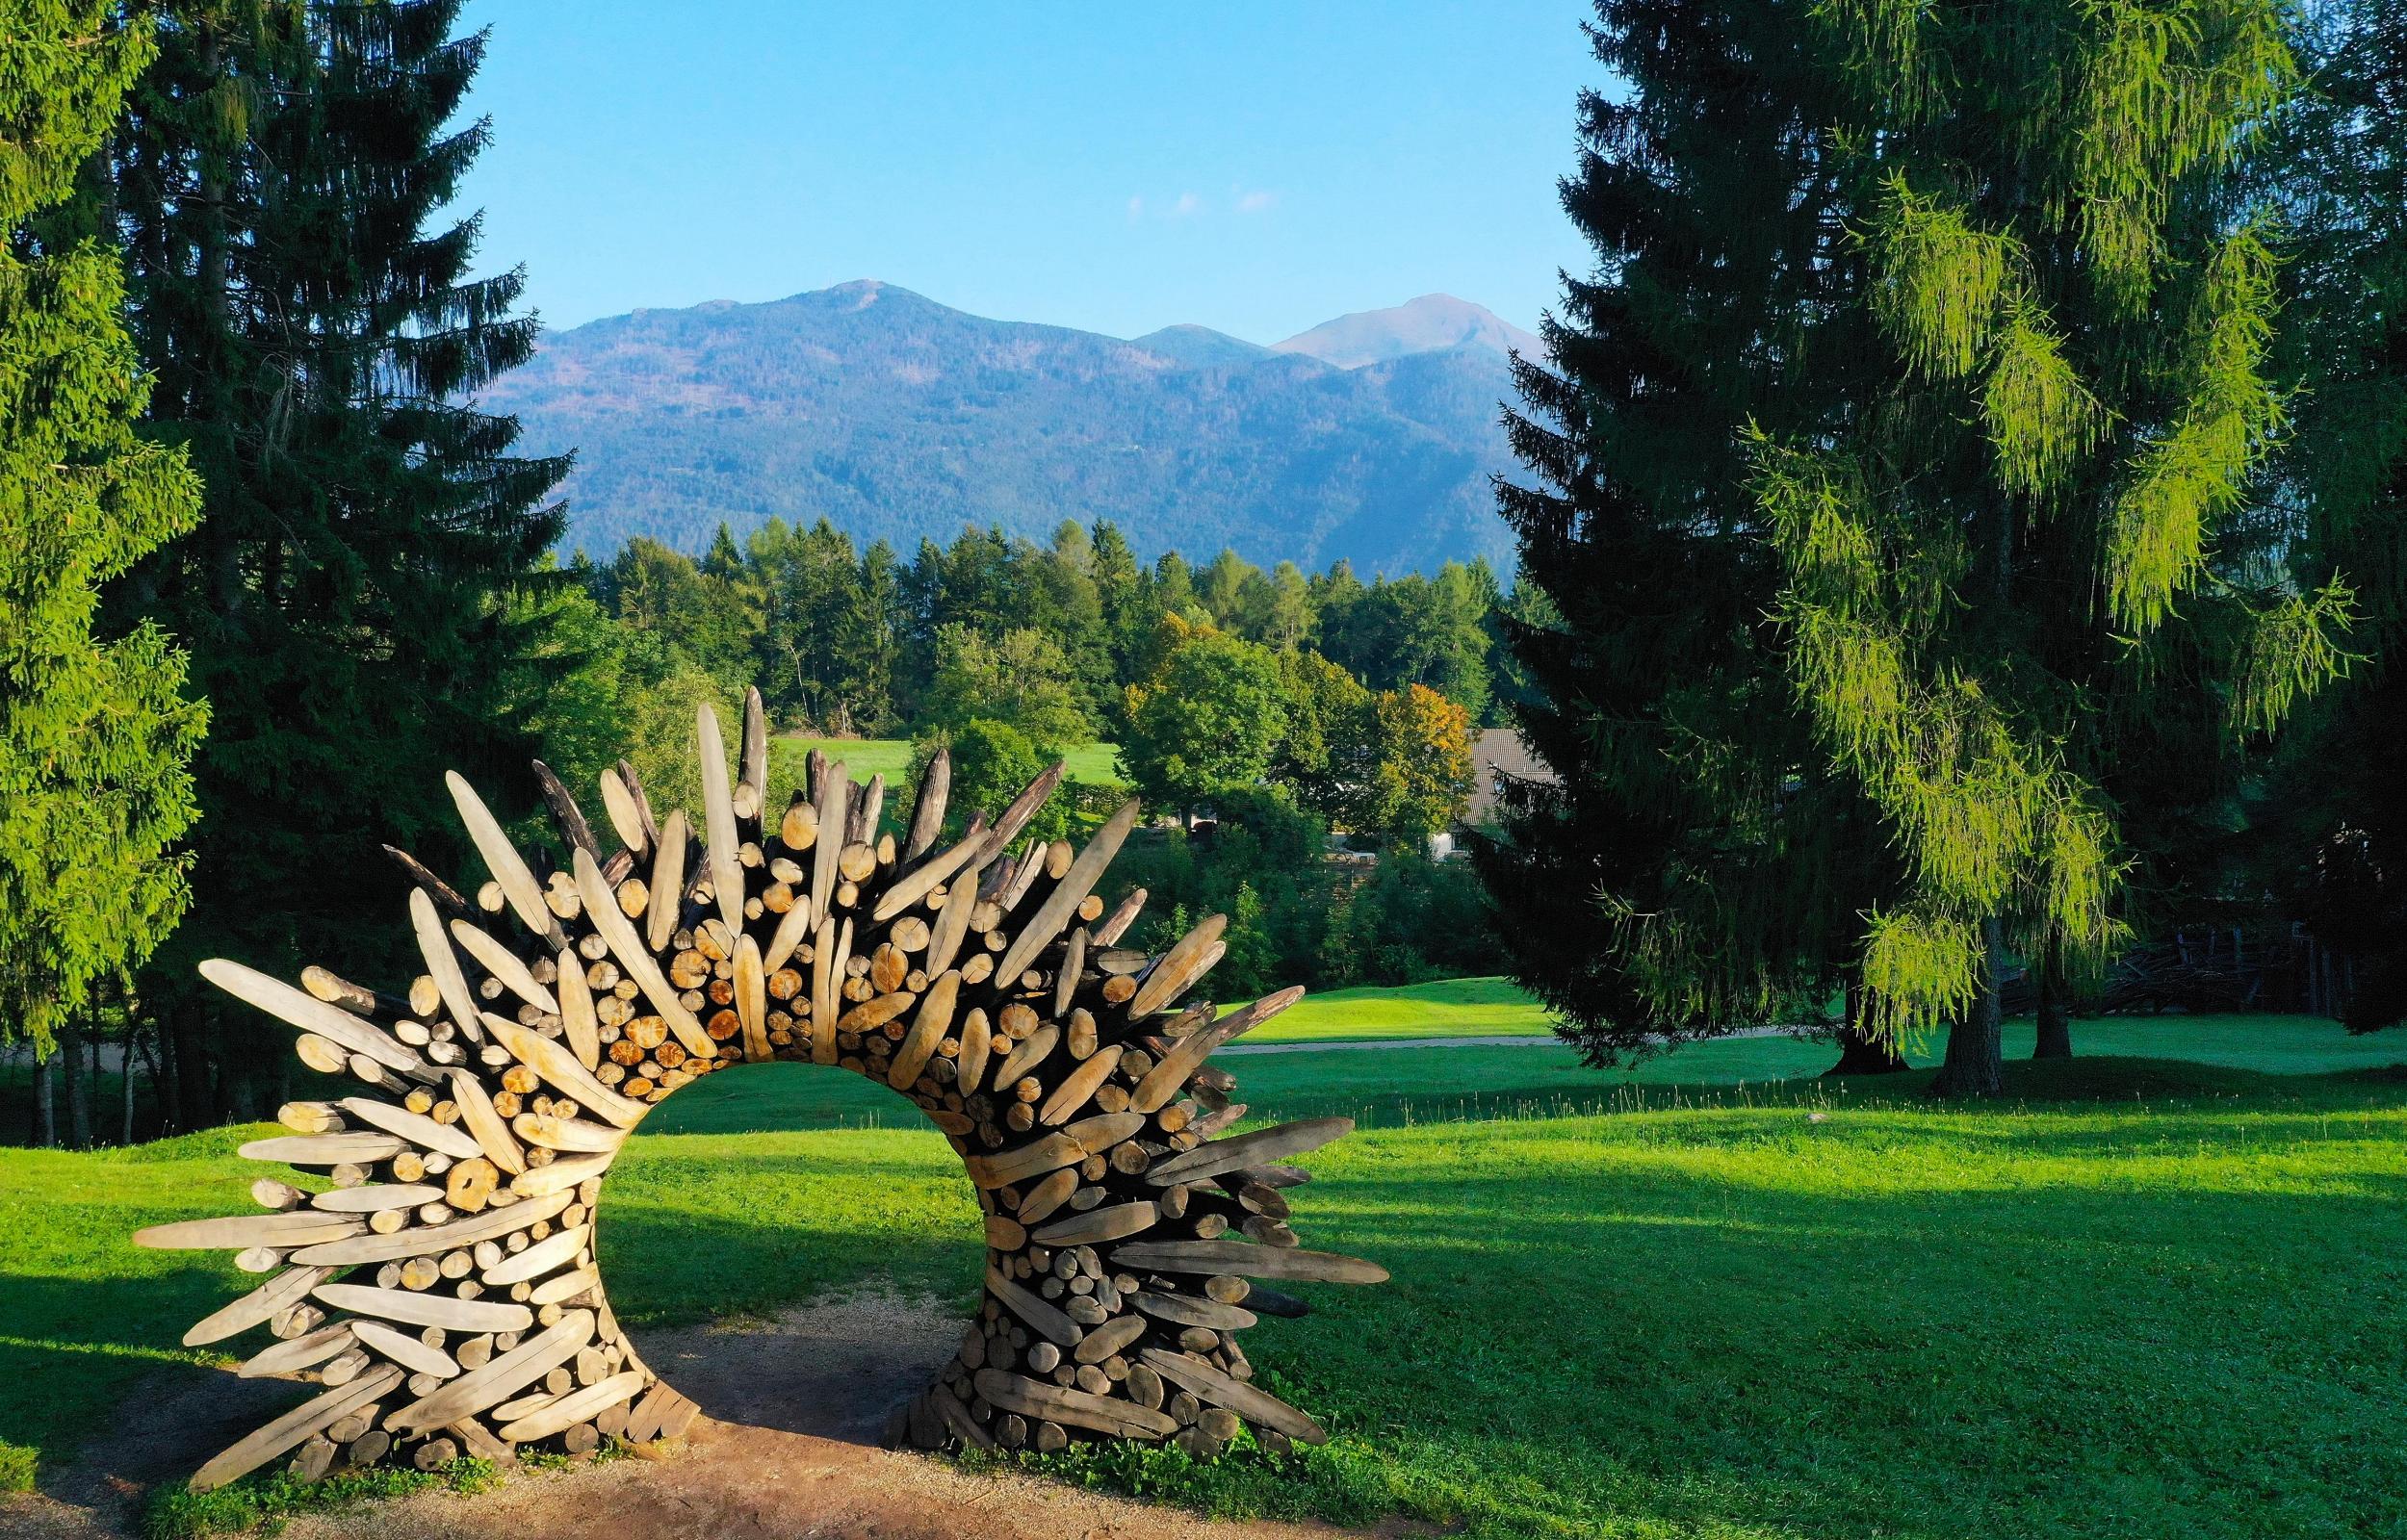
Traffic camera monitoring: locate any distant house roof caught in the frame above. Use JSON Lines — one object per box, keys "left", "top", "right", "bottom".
{"left": 1466, "top": 727, "right": 1553, "bottom": 826}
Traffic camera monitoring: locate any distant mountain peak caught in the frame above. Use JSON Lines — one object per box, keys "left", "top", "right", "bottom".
{"left": 1273, "top": 295, "right": 1540, "bottom": 370}
{"left": 488, "top": 279, "right": 1517, "bottom": 575}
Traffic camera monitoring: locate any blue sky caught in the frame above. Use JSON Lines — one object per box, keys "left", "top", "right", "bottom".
{"left": 455, "top": 1, "right": 1601, "bottom": 344}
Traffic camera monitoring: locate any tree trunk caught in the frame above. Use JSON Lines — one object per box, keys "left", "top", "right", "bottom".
{"left": 1928, "top": 916, "right": 2006, "bottom": 1098}
{"left": 1825, "top": 980, "right": 1908, "bottom": 1075}
{"left": 2032, "top": 947, "right": 2072, "bottom": 1059}
{"left": 62, "top": 1018, "right": 92, "bottom": 1149}
{"left": 170, "top": 998, "right": 212, "bottom": 1134}
{"left": 34, "top": 1051, "right": 56, "bottom": 1148}
{"left": 122, "top": 1022, "right": 139, "bottom": 1145}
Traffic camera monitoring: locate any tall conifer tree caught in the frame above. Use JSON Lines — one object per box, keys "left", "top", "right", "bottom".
{"left": 1478, "top": 2, "right": 1896, "bottom": 1064}
{"left": 106, "top": 0, "right": 566, "bottom": 1120}
{"left": 0, "top": 2, "right": 206, "bottom": 1058}
{"left": 1750, "top": 0, "right": 2342, "bottom": 1094}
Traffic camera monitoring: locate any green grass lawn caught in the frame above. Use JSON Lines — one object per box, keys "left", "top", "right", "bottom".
{"left": 770, "top": 735, "right": 1125, "bottom": 796}
{"left": 10, "top": 1015, "right": 2407, "bottom": 1538}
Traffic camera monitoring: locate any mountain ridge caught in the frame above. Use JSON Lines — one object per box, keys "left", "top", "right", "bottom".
{"left": 485, "top": 281, "right": 1531, "bottom": 573}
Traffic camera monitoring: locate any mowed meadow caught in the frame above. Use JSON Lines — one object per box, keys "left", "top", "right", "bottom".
{"left": 7, "top": 983, "right": 2407, "bottom": 1539}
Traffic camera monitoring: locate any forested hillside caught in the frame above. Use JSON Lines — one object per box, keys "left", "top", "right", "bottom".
{"left": 481, "top": 281, "right": 1524, "bottom": 572}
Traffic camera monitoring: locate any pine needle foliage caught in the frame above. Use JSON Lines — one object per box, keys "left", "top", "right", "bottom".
{"left": 0, "top": 4, "right": 206, "bottom": 1053}
{"left": 1753, "top": 0, "right": 2343, "bottom": 1078}
{"left": 1476, "top": 2, "right": 1902, "bottom": 1065}
{"left": 98, "top": 0, "right": 567, "bottom": 1116}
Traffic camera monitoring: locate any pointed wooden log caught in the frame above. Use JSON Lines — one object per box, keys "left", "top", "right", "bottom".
{"left": 925, "top": 874, "right": 974, "bottom": 975}
{"left": 299, "top": 965, "right": 392, "bottom": 1017}
{"left": 984, "top": 1267, "right": 1083, "bottom": 1347}
{"left": 350, "top": 1319, "right": 461, "bottom": 1379}
{"left": 232, "top": 1135, "right": 406, "bottom": 1169}
{"left": 971, "top": 1370, "right": 1178, "bottom": 1439}
{"left": 763, "top": 886, "right": 815, "bottom": 973}
{"left": 531, "top": 759, "right": 602, "bottom": 860}
{"left": 1140, "top": 1348, "right": 1326, "bottom": 1444}
{"left": 996, "top": 801, "right": 1138, "bottom": 987}
{"left": 599, "top": 765, "right": 650, "bottom": 857}
{"left": 1145, "top": 1118, "right": 1353, "bottom": 1186}
{"left": 1131, "top": 988, "right": 1302, "bottom": 1114}
{"left": 449, "top": 919, "right": 559, "bottom": 1014}
{"left": 237, "top": 1322, "right": 354, "bottom": 1378}
{"left": 200, "top": 960, "right": 427, "bottom": 1078}
{"left": 510, "top": 1149, "right": 612, "bottom": 1198}
{"left": 288, "top": 1189, "right": 572, "bottom": 1266}
{"left": 446, "top": 771, "right": 559, "bottom": 945}
{"left": 410, "top": 889, "right": 485, "bottom": 1045}
{"left": 512, "top": 1112, "right": 626, "bottom": 1153}
{"left": 698, "top": 704, "right": 744, "bottom": 934}
{"left": 189, "top": 1365, "right": 403, "bottom": 1494}
{"left": 386, "top": 1310, "right": 594, "bottom": 1437}
{"left": 964, "top": 1112, "right": 1143, "bottom": 1190}
{"left": 905, "top": 747, "right": 949, "bottom": 860}
{"left": 1128, "top": 914, "right": 1229, "bottom": 1018}
{"left": 1052, "top": 928, "right": 1087, "bottom": 1019}
{"left": 646, "top": 808, "right": 688, "bottom": 954}
{"left": 486, "top": 1015, "right": 650, "bottom": 1130}
{"left": 556, "top": 949, "right": 601, "bottom": 1071}
{"left": 382, "top": 846, "right": 471, "bottom": 918}
{"left": 481, "top": 1223, "right": 589, "bottom": 1285}
{"left": 1037, "top": 1044, "right": 1123, "bottom": 1126}
{"left": 870, "top": 822, "right": 984, "bottom": 923}
{"left": 181, "top": 1265, "right": 334, "bottom": 1346}
{"left": 1106, "top": 1240, "right": 1387, "bottom": 1286}
{"left": 741, "top": 687, "right": 769, "bottom": 809}
{"left": 572, "top": 847, "right": 711, "bottom": 1058}
{"left": 735, "top": 934, "right": 770, "bottom": 1063}
{"left": 1130, "top": 1292, "right": 1257, "bottom": 1331}
{"left": 499, "top": 1371, "right": 645, "bottom": 1443}
{"left": 307, "top": 1184, "right": 443, "bottom": 1214}
{"left": 998, "top": 842, "right": 1047, "bottom": 913}
{"left": 809, "top": 760, "right": 850, "bottom": 919}
{"left": 956, "top": 1006, "right": 992, "bottom": 1103}
{"left": 1031, "top": 1198, "right": 1154, "bottom": 1247}
{"left": 312, "top": 1284, "right": 531, "bottom": 1334}
{"left": 530, "top": 1265, "right": 600, "bottom": 1307}
{"left": 990, "top": 1023, "right": 1059, "bottom": 1094}
{"left": 929, "top": 1382, "right": 995, "bottom": 1450}
{"left": 336, "top": 1096, "right": 484, "bottom": 1161}
{"left": 887, "top": 970, "right": 959, "bottom": 1090}
{"left": 1015, "top": 1168, "right": 1078, "bottom": 1225}
{"left": 974, "top": 761, "right": 1066, "bottom": 865}
{"left": 852, "top": 773, "right": 886, "bottom": 843}
{"left": 1093, "top": 887, "right": 1147, "bottom": 946}
{"left": 1073, "top": 1315, "right": 1149, "bottom": 1365}
{"left": 449, "top": 1067, "right": 527, "bottom": 1176}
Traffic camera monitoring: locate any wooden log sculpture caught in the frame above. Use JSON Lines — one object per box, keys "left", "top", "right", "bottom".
{"left": 137, "top": 692, "right": 1385, "bottom": 1490}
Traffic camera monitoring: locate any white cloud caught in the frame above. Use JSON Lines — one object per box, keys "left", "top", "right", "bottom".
{"left": 1126, "top": 195, "right": 1145, "bottom": 221}
{"left": 1172, "top": 191, "right": 1203, "bottom": 218}
{"left": 1235, "top": 190, "right": 1276, "bottom": 214}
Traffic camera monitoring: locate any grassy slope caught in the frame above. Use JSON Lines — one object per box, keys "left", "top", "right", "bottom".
{"left": 771, "top": 736, "right": 1125, "bottom": 791}
{"left": 9, "top": 1063, "right": 2406, "bottom": 1537}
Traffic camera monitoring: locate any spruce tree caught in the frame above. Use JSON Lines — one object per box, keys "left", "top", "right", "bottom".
{"left": 0, "top": 2, "right": 206, "bottom": 1057}
{"left": 2251, "top": 0, "right": 2407, "bottom": 1028}
{"left": 1750, "top": 0, "right": 2343, "bottom": 1093}
{"left": 106, "top": 0, "right": 566, "bottom": 1120}
{"left": 1478, "top": 1, "right": 1895, "bottom": 1063}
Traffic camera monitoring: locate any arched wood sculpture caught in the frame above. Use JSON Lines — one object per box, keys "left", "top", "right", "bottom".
{"left": 135, "top": 692, "right": 1384, "bottom": 1491}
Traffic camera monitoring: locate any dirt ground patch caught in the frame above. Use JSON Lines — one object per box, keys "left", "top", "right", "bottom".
{"left": 1, "top": 1290, "right": 1387, "bottom": 1540}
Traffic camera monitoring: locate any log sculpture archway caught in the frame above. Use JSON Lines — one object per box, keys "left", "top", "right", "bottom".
{"left": 136, "top": 692, "right": 1384, "bottom": 1491}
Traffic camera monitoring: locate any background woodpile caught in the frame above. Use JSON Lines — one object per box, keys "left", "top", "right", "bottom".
{"left": 135, "top": 690, "right": 1384, "bottom": 1490}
